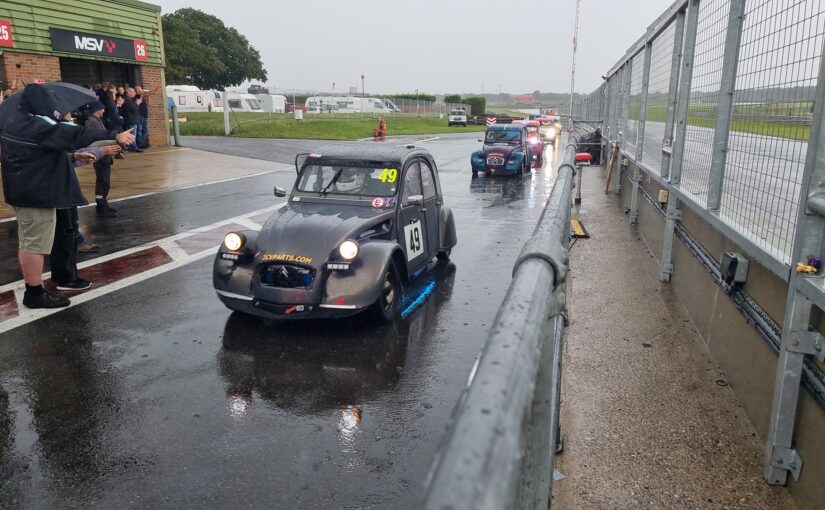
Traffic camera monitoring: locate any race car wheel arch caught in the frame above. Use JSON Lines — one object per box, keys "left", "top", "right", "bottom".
{"left": 439, "top": 205, "right": 457, "bottom": 252}
{"left": 213, "top": 230, "right": 260, "bottom": 298}
{"left": 323, "top": 241, "right": 407, "bottom": 310}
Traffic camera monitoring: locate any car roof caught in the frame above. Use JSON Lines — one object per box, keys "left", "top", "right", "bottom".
{"left": 308, "top": 144, "right": 427, "bottom": 164}
{"left": 488, "top": 123, "right": 524, "bottom": 131}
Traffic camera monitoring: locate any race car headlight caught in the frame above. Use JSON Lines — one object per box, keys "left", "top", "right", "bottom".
{"left": 548, "top": 128, "right": 557, "bottom": 138}
{"left": 224, "top": 232, "right": 245, "bottom": 251}
{"left": 529, "top": 138, "right": 538, "bottom": 145}
{"left": 339, "top": 240, "right": 359, "bottom": 260}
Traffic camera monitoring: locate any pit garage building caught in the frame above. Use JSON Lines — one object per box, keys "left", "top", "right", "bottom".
{"left": 0, "top": 0, "right": 168, "bottom": 146}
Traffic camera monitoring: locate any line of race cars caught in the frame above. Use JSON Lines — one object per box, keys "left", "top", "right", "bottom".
{"left": 212, "top": 114, "right": 560, "bottom": 324}
{"left": 471, "top": 115, "right": 562, "bottom": 176}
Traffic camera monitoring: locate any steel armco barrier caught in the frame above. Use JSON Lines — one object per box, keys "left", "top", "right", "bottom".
{"left": 420, "top": 140, "right": 577, "bottom": 510}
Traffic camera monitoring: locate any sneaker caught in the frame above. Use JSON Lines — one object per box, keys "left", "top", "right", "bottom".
{"left": 95, "top": 207, "right": 117, "bottom": 218}
{"left": 78, "top": 244, "right": 101, "bottom": 253}
{"left": 55, "top": 278, "right": 92, "bottom": 291}
{"left": 23, "top": 291, "right": 70, "bottom": 309}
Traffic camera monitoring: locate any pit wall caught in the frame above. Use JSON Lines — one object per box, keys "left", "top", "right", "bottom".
{"left": 616, "top": 162, "right": 825, "bottom": 509}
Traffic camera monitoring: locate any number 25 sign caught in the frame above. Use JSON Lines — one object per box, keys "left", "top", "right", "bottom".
{"left": 0, "top": 20, "right": 13, "bottom": 48}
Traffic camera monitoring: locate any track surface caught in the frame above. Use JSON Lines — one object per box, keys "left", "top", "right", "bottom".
{"left": 0, "top": 133, "right": 564, "bottom": 509}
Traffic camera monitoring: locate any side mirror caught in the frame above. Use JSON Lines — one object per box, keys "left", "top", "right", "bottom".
{"left": 274, "top": 186, "right": 287, "bottom": 197}
{"left": 408, "top": 194, "right": 425, "bottom": 207}
{"left": 477, "top": 138, "right": 484, "bottom": 143}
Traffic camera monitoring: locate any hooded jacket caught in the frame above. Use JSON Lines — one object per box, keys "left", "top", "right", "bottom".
{"left": 1, "top": 84, "right": 118, "bottom": 208}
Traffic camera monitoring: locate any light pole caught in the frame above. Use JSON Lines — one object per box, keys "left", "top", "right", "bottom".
{"left": 570, "top": 0, "right": 582, "bottom": 119}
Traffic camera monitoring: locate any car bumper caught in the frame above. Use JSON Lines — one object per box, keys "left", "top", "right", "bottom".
{"left": 217, "top": 291, "right": 364, "bottom": 320}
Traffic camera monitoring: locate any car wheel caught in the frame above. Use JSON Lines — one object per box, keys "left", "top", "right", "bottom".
{"left": 437, "top": 248, "right": 451, "bottom": 262}
{"left": 370, "top": 263, "right": 401, "bottom": 322}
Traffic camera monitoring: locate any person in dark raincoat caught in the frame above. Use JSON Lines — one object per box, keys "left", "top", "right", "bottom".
{"left": 0, "top": 84, "right": 135, "bottom": 309}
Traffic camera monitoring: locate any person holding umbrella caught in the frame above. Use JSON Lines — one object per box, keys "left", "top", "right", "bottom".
{"left": 0, "top": 83, "right": 135, "bottom": 309}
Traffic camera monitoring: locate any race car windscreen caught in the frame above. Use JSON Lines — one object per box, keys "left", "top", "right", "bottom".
{"left": 486, "top": 130, "right": 521, "bottom": 143}
{"left": 297, "top": 164, "right": 400, "bottom": 197}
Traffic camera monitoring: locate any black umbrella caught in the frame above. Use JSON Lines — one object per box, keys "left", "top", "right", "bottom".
{"left": 0, "top": 82, "right": 97, "bottom": 132}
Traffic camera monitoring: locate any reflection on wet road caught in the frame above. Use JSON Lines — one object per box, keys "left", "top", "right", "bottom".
{"left": 0, "top": 133, "right": 564, "bottom": 509}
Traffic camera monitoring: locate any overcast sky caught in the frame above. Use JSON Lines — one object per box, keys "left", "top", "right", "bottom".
{"left": 156, "top": 0, "right": 671, "bottom": 95}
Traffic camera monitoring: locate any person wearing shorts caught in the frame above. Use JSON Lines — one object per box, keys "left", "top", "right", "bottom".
{"left": 0, "top": 84, "right": 134, "bottom": 309}
{"left": 14, "top": 207, "right": 57, "bottom": 255}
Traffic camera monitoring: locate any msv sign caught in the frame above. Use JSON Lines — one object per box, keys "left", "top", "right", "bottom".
{"left": 50, "top": 28, "right": 148, "bottom": 62}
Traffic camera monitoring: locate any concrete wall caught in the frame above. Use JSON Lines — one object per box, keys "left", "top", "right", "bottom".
{"left": 616, "top": 164, "right": 825, "bottom": 509}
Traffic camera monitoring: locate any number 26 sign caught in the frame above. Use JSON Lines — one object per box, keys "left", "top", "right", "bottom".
{"left": 133, "top": 39, "right": 148, "bottom": 61}
{"left": 0, "top": 20, "right": 13, "bottom": 48}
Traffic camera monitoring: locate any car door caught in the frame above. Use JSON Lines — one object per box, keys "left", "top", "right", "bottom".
{"left": 397, "top": 159, "right": 428, "bottom": 275}
{"left": 419, "top": 157, "right": 440, "bottom": 256}
{"left": 522, "top": 128, "right": 533, "bottom": 166}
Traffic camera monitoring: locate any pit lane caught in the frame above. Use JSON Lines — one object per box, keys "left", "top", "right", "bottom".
{"left": 0, "top": 133, "right": 565, "bottom": 508}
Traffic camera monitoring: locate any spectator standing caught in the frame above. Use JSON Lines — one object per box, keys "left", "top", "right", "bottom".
{"left": 135, "top": 85, "right": 150, "bottom": 149}
{"left": 50, "top": 143, "right": 121, "bottom": 291}
{"left": 85, "top": 101, "right": 120, "bottom": 217}
{"left": 0, "top": 84, "right": 135, "bottom": 308}
{"left": 120, "top": 87, "right": 142, "bottom": 152}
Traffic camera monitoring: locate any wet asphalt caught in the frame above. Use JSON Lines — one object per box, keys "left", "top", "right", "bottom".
{"left": 0, "top": 133, "right": 564, "bottom": 509}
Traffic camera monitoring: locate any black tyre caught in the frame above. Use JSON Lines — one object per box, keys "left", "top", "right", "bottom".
{"left": 437, "top": 248, "right": 451, "bottom": 262}
{"left": 369, "top": 263, "right": 401, "bottom": 323}
{"left": 522, "top": 158, "right": 530, "bottom": 174}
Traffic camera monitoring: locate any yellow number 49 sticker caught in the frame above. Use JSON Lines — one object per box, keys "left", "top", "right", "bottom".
{"left": 377, "top": 168, "right": 398, "bottom": 183}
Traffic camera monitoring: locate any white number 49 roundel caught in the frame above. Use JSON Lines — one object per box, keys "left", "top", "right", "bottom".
{"left": 404, "top": 220, "right": 424, "bottom": 261}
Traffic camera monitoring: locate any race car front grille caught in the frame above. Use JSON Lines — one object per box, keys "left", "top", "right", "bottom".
{"left": 259, "top": 264, "right": 315, "bottom": 289}
{"left": 487, "top": 156, "right": 505, "bottom": 166}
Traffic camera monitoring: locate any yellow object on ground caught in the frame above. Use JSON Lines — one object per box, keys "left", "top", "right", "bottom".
{"left": 571, "top": 218, "right": 589, "bottom": 238}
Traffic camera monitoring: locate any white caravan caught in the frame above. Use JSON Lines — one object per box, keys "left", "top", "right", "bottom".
{"left": 223, "top": 92, "right": 264, "bottom": 112}
{"left": 255, "top": 94, "right": 287, "bottom": 113}
{"left": 304, "top": 96, "right": 390, "bottom": 113}
{"left": 166, "top": 85, "right": 221, "bottom": 112}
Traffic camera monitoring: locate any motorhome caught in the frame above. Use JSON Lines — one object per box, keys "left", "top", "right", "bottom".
{"left": 166, "top": 85, "right": 221, "bottom": 113}
{"left": 304, "top": 96, "right": 391, "bottom": 113}
{"left": 255, "top": 94, "right": 287, "bottom": 113}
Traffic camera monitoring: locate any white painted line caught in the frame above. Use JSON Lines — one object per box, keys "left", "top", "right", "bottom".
{"left": 0, "top": 165, "right": 292, "bottom": 224}
{"left": 410, "top": 136, "right": 441, "bottom": 144}
{"left": 0, "top": 202, "right": 284, "bottom": 333}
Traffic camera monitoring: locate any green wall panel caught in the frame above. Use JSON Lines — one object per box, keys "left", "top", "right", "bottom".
{"left": 0, "top": 0, "right": 164, "bottom": 66}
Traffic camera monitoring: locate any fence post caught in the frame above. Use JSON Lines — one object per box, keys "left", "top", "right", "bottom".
{"left": 763, "top": 18, "right": 825, "bottom": 486}
{"left": 660, "top": 0, "right": 699, "bottom": 282}
{"left": 223, "top": 91, "right": 231, "bottom": 136}
{"left": 630, "top": 37, "right": 653, "bottom": 224}
{"left": 660, "top": 10, "right": 686, "bottom": 180}
{"left": 171, "top": 105, "right": 181, "bottom": 146}
{"left": 705, "top": 0, "right": 746, "bottom": 211}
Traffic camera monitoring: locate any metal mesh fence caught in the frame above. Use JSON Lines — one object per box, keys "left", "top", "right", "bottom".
{"left": 642, "top": 21, "right": 677, "bottom": 174}
{"left": 680, "top": 0, "right": 731, "bottom": 206}
{"left": 573, "top": 0, "right": 825, "bottom": 269}
{"left": 626, "top": 51, "right": 646, "bottom": 150}
{"left": 719, "top": 0, "right": 825, "bottom": 261}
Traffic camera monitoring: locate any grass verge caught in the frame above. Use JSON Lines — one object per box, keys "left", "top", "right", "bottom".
{"left": 176, "top": 112, "right": 485, "bottom": 140}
